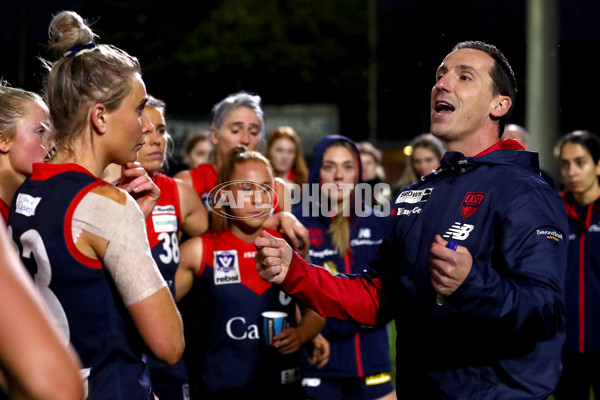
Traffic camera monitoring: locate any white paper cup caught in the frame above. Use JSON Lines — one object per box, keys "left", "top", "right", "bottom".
{"left": 262, "top": 311, "right": 288, "bottom": 346}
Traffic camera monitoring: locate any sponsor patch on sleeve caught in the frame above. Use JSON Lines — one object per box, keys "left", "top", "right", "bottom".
{"left": 536, "top": 229, "right": 563, "bottom": 242}
{"left": 365, "top": 372, "right": 392, "bottom": 386}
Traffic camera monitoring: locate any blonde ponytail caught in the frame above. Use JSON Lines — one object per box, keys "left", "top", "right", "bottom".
{"left": 328, "top": 213, "right": 350, "bottom": 256}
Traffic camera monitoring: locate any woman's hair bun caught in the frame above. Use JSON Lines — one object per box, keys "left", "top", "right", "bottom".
{"left": 48, "top": 11, "right": 97, "bottom": 53}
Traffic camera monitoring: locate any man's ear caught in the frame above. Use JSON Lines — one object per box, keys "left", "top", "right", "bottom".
{"left": 91, "top": 103, "right": 108, "bottom": 134}
{"left": 0, "top": 130, "right": 11, "bottom": 153}
{"left": 491, "top": 95, "right": 512, "bottom": 119}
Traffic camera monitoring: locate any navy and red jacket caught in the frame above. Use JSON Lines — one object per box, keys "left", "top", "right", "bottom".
{"left": 293, "top": 135, "right": 392, "bottom": 379}
{"left": 281, "top": 140, "right": 568, "bottom": 399}
{"left": 561, "top": 191, "right": 600, "bottom": 353}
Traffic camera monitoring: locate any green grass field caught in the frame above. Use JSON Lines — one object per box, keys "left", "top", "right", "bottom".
{"left": 388, "top": 322, "right": 396, "bottom": 383}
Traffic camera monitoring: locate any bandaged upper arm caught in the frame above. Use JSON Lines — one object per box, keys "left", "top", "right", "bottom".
{"left": 72, "top": 191, "right": 166, "bottom": 306}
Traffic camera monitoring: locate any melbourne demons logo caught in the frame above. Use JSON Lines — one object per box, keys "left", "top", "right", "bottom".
{"left": 461, "top": 192, "right": 486, "bottom": 218}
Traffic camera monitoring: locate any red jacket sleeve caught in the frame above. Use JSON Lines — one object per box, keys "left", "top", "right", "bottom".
{"left": 281, "top": 251, "right": 385, "bottom": 326}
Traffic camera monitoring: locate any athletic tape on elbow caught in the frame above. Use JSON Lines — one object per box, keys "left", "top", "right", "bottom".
{"left": 73, "top": 192, "right": 166, "bottom": 306}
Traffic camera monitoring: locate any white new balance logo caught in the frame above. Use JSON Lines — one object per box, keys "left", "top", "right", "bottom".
{"left": 358, "top": 228, "right": 371, "bottom": 239}
{"left": 589, "top": 223, "right": 600, "bottom": 233}
{"left": 443, "top": 223, "right": 474, "bottom": 240}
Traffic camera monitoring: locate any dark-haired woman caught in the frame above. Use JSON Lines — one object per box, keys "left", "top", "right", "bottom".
{"left": 555, "top": 130, "right": 600, "bottom": 399}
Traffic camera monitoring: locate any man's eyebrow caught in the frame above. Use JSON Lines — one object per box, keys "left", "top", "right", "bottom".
{"left": 455, "top": 64, "right": 479, "bottom": 74}
{"left": 436, "top": 64, "right": 479, "bottom": 75}
{"left": 436, "top": 65, "right": 448, "bottom": 74}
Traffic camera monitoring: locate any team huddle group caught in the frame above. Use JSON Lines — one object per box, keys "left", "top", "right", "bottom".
{"left": 1, "top": 8, "right": 599, "bottom": 400}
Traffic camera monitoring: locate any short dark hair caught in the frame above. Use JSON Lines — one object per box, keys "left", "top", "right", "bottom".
{"left": 452, "top": 41, "right": 517, "bottom": 137}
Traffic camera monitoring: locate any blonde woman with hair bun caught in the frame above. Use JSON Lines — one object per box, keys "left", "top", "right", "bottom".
{"left": 8, "top": 11, "right": 183, "bottom": 399}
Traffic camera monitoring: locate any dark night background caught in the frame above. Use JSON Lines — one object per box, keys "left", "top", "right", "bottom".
{"left": 2, "top": 0, "right": 600, "bottom": 180}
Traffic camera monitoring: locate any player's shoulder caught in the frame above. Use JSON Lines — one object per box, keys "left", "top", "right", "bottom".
{"left": 188, "top": 163, "right": 216, "bottom": 176}
{"left": 174, "top": 177, "right": 196, "bottom": 194}
{"left": 89, "top": 183, "right": 128, "bottom": 205}
{"left": 181, "top": 235, "right": 204, "bottom": 253}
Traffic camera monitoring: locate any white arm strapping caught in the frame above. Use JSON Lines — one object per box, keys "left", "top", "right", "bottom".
{"left": 72, "top": 191, "right": 167, "bottom": 306}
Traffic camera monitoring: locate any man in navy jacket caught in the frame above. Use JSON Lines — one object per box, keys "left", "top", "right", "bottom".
{"left": 255, "top": 41, "right": 568, "bottom": 399}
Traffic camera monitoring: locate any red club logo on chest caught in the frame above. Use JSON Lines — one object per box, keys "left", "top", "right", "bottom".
{"left": 309, "top": 228, "right": 324, "bottom": 247}
{"left": 461, "top": 192, "right": 486, "bottom": 218}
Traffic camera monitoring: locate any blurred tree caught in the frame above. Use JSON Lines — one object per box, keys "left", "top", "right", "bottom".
{"left": 80, "top": 0, "right": 370, "bottom": 136}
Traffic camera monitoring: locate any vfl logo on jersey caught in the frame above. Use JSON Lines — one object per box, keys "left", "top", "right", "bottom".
{"left": 309, "top": 228, "right": 324, "bottom": 247}
{"left": 443, "top": 222, "right": 475, "bottom": 240}
{"left": 15, "top": 193, "right": 41, "bottom": 217}
{"left": 461, "top": 192, "right": 486, "bottom": 218}
{"left": 214, "top": 250, "right": 241, "bottom": 285}
{"left": 395, "top": 188, "right": 434, "bottom": 204}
